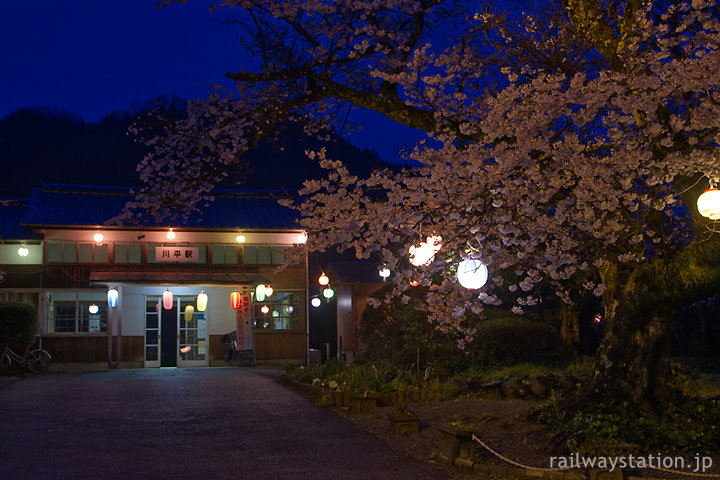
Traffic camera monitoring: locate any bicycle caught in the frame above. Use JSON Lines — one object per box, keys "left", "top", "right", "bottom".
{"left": 1, "top": 345, "right": 52, "bottom": 374}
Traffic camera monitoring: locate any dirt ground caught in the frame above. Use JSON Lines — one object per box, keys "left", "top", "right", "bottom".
{"left": 332, "top": 396, "right": 720, "bottom": 480}
{"left": 334, "top": 396, "right": 559, "bottom": 479}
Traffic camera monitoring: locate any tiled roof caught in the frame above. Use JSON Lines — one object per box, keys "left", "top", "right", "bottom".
{"left": 0, "top": 199, "right": 36, "bottom": 239}
{"left": 20, "top": 184, "right": 300, "bottom": 230}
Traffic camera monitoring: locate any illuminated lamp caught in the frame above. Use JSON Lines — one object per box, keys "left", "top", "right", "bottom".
{"left": 261, "top": 305, "right": 270, "bottom": 314}
{"left": 297, "top": 231, "right": 308, "bottom": 244}
{"left": 379, "top": 267, "right": 390, "bottom": 280}
{"left": 184, "top": 304, "right": 195, "bottom": 322}
{"left": 457, "top": 259, "right": 489, "bottom": 290}
{"left": 166, "top": 228, "right": 176, "bottom": 240}
{"left": 230, "top": 290, "right": 241, "bottom": 310}
{"left": 88, "top": 304, "right": 99, "bottom": 314}
{"left": 255, "top": 284, "right": 266, "bottom": 302}
{"left": 272, "top": 310, "right": 279, "bottom": 318}
{"left": 408, "top": 278, "right": 420, "bottom": 287}
{"left": 107, "top": 288, "right": 119, "bottom": 308}
{"left": 235, "top": 234, "right": 246, "bottom": 243}
{"left": 93, "top": 232, "right": 104, "bottom": 244}
{"left": 162, "top": 289, "right": 174, "bottom": 310}
{"left": 264, "top": 285, "right": 273, "bottom": 297}
{"left": 318, "top": 273, "right": 329, "bottom": 286}
{"left": 409, "top": 235, "right": 442, "bottom": 266}
{"left": 322, "top": 287, "right": 334, "bottom": 299}
{"left": 196, "top": 291, "right": 208, "bottom": 312}
{"left": 180, "top": 346, "right": 191, "bottom": 354}
{"left": 311, "top": 297, "right": 321, "bottom": 308}
{"left": 697, "top": 187, "right": 720, "bottom": 220}
{"left": 18, "top": 245, "right": 29, "bottom": 257}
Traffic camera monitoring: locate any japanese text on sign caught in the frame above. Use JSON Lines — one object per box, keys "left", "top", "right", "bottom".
{"left": 154, "top": 246, "right": 199, "bottom": 262}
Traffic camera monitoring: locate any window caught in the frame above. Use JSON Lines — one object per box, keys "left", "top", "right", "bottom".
{"left": 211, "top": 245, "right": 238, "bottom": 264}
{"left": 114, "top": 244, "right": 142, "bottom": 263}
{"left": 243, "top": 245, "right": 286, "bottom": 265}
{"left": 45, "top": 291, "right": 107, "bottom": 333}
{"left": 254, "top": 291, "right": 301, "bottom": 330}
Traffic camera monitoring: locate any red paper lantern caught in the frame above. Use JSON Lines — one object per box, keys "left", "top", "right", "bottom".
{"left": 230, "top": 290, "right": 241, "bottom": 310}
{"left": 162, "top": 289, "right": 173, "bottom": 310}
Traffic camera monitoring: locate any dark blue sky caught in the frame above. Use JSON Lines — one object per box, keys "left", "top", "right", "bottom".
{"left": 0, "top": 1, "right": 422, "bottom": 164}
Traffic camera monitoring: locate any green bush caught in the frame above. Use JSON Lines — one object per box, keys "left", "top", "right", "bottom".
{"left": 470, "top": 313, "right": 557, "bottom": 365}
{"left": 358, "top": 285, "right": 461, "bottom": 370}
{"left": 0, "top": 303, "right": 37, "bottom": 349}
{"left": 565, "top": 399, "right": 720, "bottom": 454}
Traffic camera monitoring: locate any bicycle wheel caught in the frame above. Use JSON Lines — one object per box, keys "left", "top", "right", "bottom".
{"left": 27, "top": 350, "right": 51, "bottom": 373}
{"left": 0, "top": 353, "right": 11, "bottom": 374}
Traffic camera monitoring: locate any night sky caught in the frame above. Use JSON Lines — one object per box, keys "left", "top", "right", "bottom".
{"left": 0, "top": 1, "right": 422, "bottom": 164}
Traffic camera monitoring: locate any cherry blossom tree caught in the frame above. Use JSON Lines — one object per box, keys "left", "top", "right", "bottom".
{"left": 125, "top": 0, "right": 720, "bottom": 409}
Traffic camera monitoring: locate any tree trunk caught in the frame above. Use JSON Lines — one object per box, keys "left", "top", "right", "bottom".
{"left": 569, "top": 260, "right": 676, "bottom": 412}
{"left": 559, "top": 304, "right": 580, "bottom": 354}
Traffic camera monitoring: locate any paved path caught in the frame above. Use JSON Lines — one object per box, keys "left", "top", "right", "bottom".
{"left": 0, "top": 368, "right": 452, "bottom": 480}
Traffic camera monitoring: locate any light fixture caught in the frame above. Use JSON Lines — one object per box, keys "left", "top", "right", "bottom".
{"left": 261, "top": 305, "right": 270, "bottom": 314}
{"left": 457, "top": 258, "right": 489, "bottom": 290}
{"left": 184, "top": 304, "right": 195, "bottom": 322}
{"left": 697, "top": 184, "right": 720, "bottom": 220}
{"left": 93, "top": 231, "right": 104, "bottom": 244}
{"left": 272, "top": 310, "right": 279, "bottom": 318}
{"left": 379, "top": 267, "right": 390, "bottom": 281}
{"left": 166, "top": 228, "right": 176, "bottom": 240}
{"left": 322, "top": 287, "right": 334, "bottom": 299}
{"left": 297, "top": 231, "right": 308, "bottom": 244}
{"left": 230, "top": 290, "right": 241, "bottom": 309}
{"left": 409, "top": 235, "right": 442, "bottom": 266}
{"left": 311, "top": 297, "right": 321, "bottom": 307}
{"left": 88, "top": 304, "right": 99, "bottom": 314}
{"left": 17, "top": 244, "right": 29, "bottom": 257}
{"left": 197, "top": 291, "right": 208, "bottom": 312}
{"left": 318, "top": 273, "right": 329, "bottom": 286}
{"left": 162, "top": 289, "right": 174, "bottom": 310}
{"left": 264, "top": 285, "right": 273, "bottom": 297}
{"left": 107, "top": 287, "right": 119, "bottom": 308}
{"left": 235, "top": 234, "right": 246, "bottom": 243}
{"left": 286, "top": 306, "right": 294, "bottom": 313}
{"left": 255, "top": 284, "right": 266, "bottom": 302}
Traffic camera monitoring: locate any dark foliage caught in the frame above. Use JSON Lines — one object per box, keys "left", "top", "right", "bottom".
{"left": 0, "top": 303, "right": 37, "bottom": 349}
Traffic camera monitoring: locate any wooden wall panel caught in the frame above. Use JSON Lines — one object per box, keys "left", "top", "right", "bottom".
{"left": 255, "top": 332, "right": 306, "bottom": 360}
{"left": 39, "top": 335, "right": 144, "bottom": 362}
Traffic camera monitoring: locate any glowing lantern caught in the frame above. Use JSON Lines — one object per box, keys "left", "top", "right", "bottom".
{"left": 162, "top": 289, "right": 173, "bottom": 310}
{"left": 323, "top": 287, "right": 334, "bottom": 299}
{"left": 286, "top": 306, "right": 294, "bottom": 313}
{"left": 311, "top": 297, "right": 321, "bottom": 307}
{"left": 180, "top": 346, "right": 191, "bottom": 354}
{"left": 318, "top": 273, "right": 329, "bottom": 286}
{"left": 197, "top": 291, "right": 208, "bottom": 312}
{"left": 255, "top": 284, "right": 266, "bottom": 302}
{"left": 408, "top": 278, "right": 420, "bottom": 287}
{"left": 166, "top": 228, "right": 176, "bottom": 240}
{"left": 297, "top": 231, "right": 308, "bottom": 244}
{"left": 409, "top": 235, "right": 442, "bottom": 266}
{"left": 93, "top": 232, "right": 104, "bottom": 244}
{"left": 88, "top": 304, "right": 99, "bottom": 314}
{"left": 17, "top": 245, "right": 29, "bottom": 257}
{"left": 457, "top": 259, "right": 489, "bottom": 290}
{"left": 107, "top": 288, "right": 119, "bottom": 308}
{"left": 697, "top": 188, "right": 720, "bottom": 220}
{"left": 264, "top": 285, "right": 273, "bottom": 297}
{"left": 236, "top": 234, "right": 246, "bottom": 243}
{"left": 379, "top": 267, "right": 390, "bottom": 280}
{"left": 230, "top": 290, "right": 241, "bottom": 309}
{"left": 184, "top": 304, "right": 195, "bottom": 322}
{"left": 261, "top": 305, "right": 270, "bottom": 314}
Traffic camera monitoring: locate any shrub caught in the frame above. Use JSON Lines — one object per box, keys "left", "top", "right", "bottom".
{"left": 470, "top": 313, "right": 557, "bottom": 365}
{"left": 0, "top": 303, "right": 37, "bottom": 349}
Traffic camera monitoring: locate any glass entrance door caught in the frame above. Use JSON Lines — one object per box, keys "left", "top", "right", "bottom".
{"left": 177, "top": 297, "right": 208, "bottom": 367}
{"left": 144, "top": 295, "right": 208, "bottom": 368}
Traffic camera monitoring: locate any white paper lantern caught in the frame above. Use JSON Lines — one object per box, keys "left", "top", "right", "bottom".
{"left": 17, "top": 245, "right": 29, "bottom": 257}
{"left": 107, "top": 288, "right": 119, "bottom": 308}
{"left": 457, "top": 259, "right": 489, "bottom": 290}
{"left": 697, "top": 188, "right": 720, "bottom": 220}
{"left": 255, "top": 284, "right": 266, "bottom": 302}
{"left": 311, "top": 297, "right": 321, "bottom": 307}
